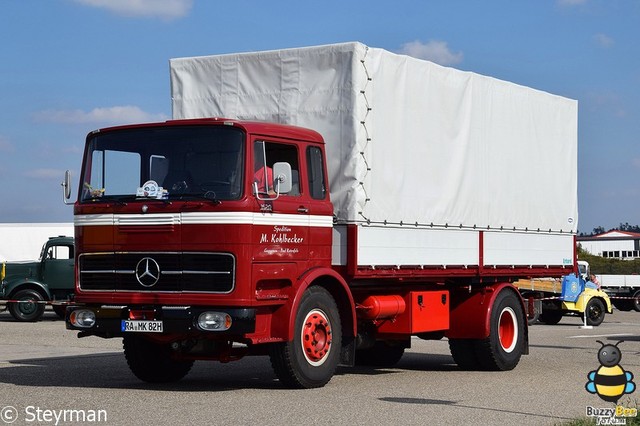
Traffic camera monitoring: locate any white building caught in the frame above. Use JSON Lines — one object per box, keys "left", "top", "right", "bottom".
{"left": 577, "top": 230, "right": 640, "bottom": 260}
{"left": 0, "top": 223, "right": 74, "bottom": 261}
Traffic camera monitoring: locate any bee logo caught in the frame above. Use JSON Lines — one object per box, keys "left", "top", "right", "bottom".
{"left": 586, "top": 340, "right": 635, "bottom": 403}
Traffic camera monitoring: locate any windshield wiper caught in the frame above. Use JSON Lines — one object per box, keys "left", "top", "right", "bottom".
{"left": 82, "top": 195, "right": 129, "bottom": 205}
{"left": 169, "top": 191, "right": 222, "bottom": 205}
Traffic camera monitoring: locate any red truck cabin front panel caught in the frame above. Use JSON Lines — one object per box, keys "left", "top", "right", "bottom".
{"left": 69, "top": 119, "right": 333, "bottom": 342}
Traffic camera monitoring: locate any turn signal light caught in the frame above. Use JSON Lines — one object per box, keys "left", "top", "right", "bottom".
{"left": 69, "top": 310, "right": 96, "bottom": 328}
{"left": 197, "top": 312, "right": 232, "bottom": 331}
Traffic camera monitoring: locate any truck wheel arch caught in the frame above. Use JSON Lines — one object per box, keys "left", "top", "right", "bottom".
{"left": 286, "top": 268, "right": 356, "bottom": 347}
{"left": 447, "top": 284, "right": 529, "bottom": 371}
{"left": 447, "top": 283, "right": 528, "bottom": 343}
{"left": 8, "top": 281, "right": 51, "bottom": 301}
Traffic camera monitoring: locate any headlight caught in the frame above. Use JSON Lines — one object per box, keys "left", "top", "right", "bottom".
{"left": 69, "top": 309, "right": 96, "bottom": 328}
{"left": 197, "top": 311, "right": 232, "bottom": 331}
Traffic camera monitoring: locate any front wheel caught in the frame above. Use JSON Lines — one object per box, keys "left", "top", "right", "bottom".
{"left": 586, "top": 298, "right": 605, "bottom": 326}
{"left": 269, "top": 286, "right": 342, "bottom": 389}
{"left": 123, "top": 336, "right": 194, "bottom": 383}
{"left": 8, "top": 289, "right": 46, "bottom": 322}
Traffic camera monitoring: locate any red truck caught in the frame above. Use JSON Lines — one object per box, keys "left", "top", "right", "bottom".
{"left": 64, "top": 42, "right": 578, "bottom": 388}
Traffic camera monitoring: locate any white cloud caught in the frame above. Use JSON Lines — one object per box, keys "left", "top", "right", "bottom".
{"left": 34, "top": 106, "right": 169, "bottom": 126}
{"left": 23, "top": 168, "right": 66, "bottom": 180}
{"left": 0, "top": 136, "right": 15, "bottom": 153}
{"left": 73, "top": 0, "right": 192, "bottom": 20}
{"left": 398, "top": 40, "right": 463, "bottom": 66}
{"left": 593, "top": 33, "right": 614, "bottom": 48}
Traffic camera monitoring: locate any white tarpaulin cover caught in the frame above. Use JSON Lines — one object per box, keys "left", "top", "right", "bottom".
{"left": 170, "top": 42, "right": 578, "bottom": 234}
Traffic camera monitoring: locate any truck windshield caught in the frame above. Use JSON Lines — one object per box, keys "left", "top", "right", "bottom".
{"left": 80, "top": 126, "right": 245, "bottom": 202}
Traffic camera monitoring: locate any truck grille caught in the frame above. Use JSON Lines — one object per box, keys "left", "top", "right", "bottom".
{"left": 79, "top": 252, "right": 235, "bottom": 293}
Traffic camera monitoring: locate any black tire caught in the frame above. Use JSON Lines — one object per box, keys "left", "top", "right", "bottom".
{"left": 449, "top": 339, "right": 481, "bottom": 370}
{"left": 539, "top": 310, "right": 563, "bottom": 325}
{"left": 269, "top": 286, "right": 342, "bottom": 389}
{"left": 356, "top": 341, "right": 406, "bottom": 367}
{"left": 474, "top": 289, "right": 526, "bottom": 371}
{"left": 632, "top": 290, "right": 640, "bottom": 312}
{"left": 586, "top": 298, "right": 606, "bottom": 327}
{"left": 8, "top": 289, "right": 46, "bottom": 322}
{"left": 123, "top": 336, "right": 194, "bottom": 383}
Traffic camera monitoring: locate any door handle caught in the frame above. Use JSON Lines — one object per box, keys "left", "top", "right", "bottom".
{"left": 297, "top": 206, "right": 309, "bottom": 214}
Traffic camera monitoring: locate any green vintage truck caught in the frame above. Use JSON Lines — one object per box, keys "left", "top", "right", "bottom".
{"left": 1, "top": 236, "right": 74, "bottom": 321}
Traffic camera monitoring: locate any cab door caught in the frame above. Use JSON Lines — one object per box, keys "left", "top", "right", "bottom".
{"left": 41, "top": 243, "right": 75, "bottom": 291}
{"left": 251, "top": 139, "right": 309, "bottom": 263}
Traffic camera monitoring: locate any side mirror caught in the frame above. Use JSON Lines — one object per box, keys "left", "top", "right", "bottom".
{"left": 273, "top": 162, "right": 292, "bottom": 194}
{"left": 62, "top": 170, "right": 73, "bottom": 204}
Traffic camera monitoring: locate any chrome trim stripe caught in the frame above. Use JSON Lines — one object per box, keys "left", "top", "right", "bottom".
{"left": 117, "top": 214, "right": 179, "bottom": 226}
{"left": 75, "top": 212, "right": 333, "bottom": 228}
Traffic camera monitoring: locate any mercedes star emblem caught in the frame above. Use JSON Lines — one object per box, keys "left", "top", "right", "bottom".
{"left": 135, "top": 257, "right": 160, "bottom": 287}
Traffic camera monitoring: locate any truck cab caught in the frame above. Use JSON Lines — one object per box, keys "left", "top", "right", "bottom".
{"left": 1, "top": 236, "right": 75, "bottom": 321}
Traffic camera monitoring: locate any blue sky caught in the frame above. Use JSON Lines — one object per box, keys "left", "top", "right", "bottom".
{"left": 0, "top": 0, "right": 638, "bottom": 235}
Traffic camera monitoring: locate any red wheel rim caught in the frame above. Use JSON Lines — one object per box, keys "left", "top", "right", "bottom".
{"left": 301, "top": 309, "right": 332, "bottom": 366}
{"left": 498, "top": 307, "right": 517, "bottom": 353}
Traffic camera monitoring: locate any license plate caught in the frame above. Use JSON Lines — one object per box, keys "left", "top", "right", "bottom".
{"left": 121, "top": 320, "right": 164, "bottom": 333}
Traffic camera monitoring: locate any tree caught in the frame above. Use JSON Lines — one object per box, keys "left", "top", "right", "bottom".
{"left": 618, "top": 223, "right": 640, "bottom": 233}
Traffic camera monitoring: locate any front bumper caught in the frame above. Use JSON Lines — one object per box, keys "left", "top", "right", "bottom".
{"left": 65, "top": 305, "right": 256, "bottom": 337}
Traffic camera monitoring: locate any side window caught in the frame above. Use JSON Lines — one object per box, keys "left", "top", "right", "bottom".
{"left": 254, "top": 141, "right": 300, "bottom": 196}
{"left": 45, "top": 245, "right": 73, "bottom": 260}
{"left": 307, "top": 146, "right": 326, "bottom": 200}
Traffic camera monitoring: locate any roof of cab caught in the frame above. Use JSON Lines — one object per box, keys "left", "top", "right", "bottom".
{"left": 90, "top": 117, "right": 325, "bottom": 144}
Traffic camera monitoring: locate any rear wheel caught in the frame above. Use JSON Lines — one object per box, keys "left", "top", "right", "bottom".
{"left": 450, "top": 289, "right": 525, "bottom": 371}
{"left": 269, "top": 286, "right": 342, "bottom": 389}
{"left": 8, "top": 289, "right": 46, "bottom": 322}
{"left": 474, "top": 289, "right": 526, "bottom": 371}
{"left": 123, "top": 336, "right": 194, "bottom": 383}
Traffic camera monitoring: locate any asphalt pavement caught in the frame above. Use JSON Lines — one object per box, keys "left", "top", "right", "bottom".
{"left": 1, "top": 308, "right": 639, "bottom": 426}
